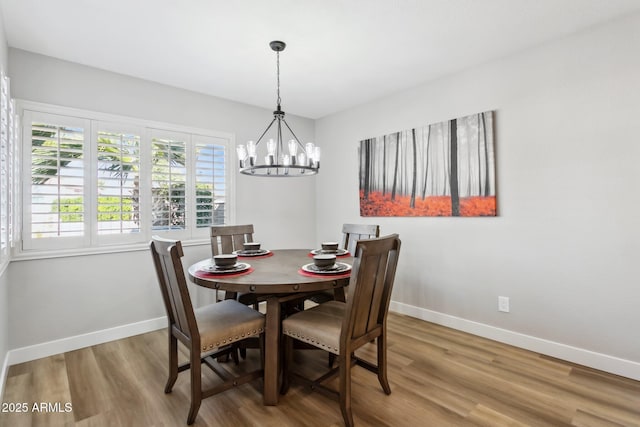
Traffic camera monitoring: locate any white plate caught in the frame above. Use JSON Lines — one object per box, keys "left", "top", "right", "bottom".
{"left": 309, "top": 248, "right": 349, "bottom": 256}
{"left": 200, "top": 262, "right": 251, "bottom": 274}
{"left": 233, "top": 249, "right": 271, "bottom": 257}
{"left": 301, "top": 262, "right": 351, "bottom": 275}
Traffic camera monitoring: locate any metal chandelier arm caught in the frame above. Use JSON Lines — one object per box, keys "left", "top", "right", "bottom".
{"left": 281, "top": 117, "right": 305, "bottom": 151}
{"left": 254, "top": 117, "right": 278, "bottom": 145}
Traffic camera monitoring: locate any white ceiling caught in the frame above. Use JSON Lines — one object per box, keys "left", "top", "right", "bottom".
{"left": 1, "top": 0, "right": 639, "bottom": 119}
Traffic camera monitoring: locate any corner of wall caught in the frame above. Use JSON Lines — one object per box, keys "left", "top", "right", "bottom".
{"left": 0, "top": 10, "right": 11, "bottom": 399}
{"left": 0, "top": 6, "right": 8, "bottom": 70}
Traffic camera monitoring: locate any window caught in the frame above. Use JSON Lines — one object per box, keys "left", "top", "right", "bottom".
{"left": 27, "top": 114, "right": 88, "bottom": 249}
{"left": 1, "top": 70, "right": 19, "bottom": 264}
{"left": 9, "top": 99, "right": 20, "bottom": 249}
{"left": 1, "top": 73, "right": 9, "bottom": 257}
{"left": 194, "top": 134, "right": 227, "bottom": 228}
{"left": 96, "top": 123, "right": 142, "bottom": 244}
{"left": 20, "top": 103, "right": 234, "bottom": 254}
{"left": 150, "top": 130, "right": 187, "bottom": 232}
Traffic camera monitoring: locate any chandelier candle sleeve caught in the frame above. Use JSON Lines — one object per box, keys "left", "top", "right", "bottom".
{"left": 236, "top": 40, "right": 320, "bottom": 177}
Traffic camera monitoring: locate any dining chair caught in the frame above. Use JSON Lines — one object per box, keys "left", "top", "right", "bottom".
{"left": 280, "top": 234, "right": 401, "bottom": 427}
{"left": 210, "top": 224, "right": 273, "bottom": 359}
{"left": 210, "top": 224, "right": 262, "bottom": 306}
{"left": 340, "top": 223, "right": 380, "bottom": 255}
{"left": 210, "top": 224, "right": 255, "bottom": 256}
{"left": 309, "top": 223, "right": 380, "bottom": 305}
{"left": 151, "top": 236, "right": 265, "bottom": 425}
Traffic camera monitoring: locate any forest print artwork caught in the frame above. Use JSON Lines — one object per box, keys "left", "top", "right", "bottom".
{"left": 359, "top": 111, "right": 495, "bottom": 217}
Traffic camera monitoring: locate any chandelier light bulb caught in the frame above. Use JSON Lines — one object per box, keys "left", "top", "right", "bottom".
{"left": 267, "top": 138, "right": 277, "bottom": 155}
{"left": 246, "top": 140, "right": 257, "bottom": 166}
{"left": 236, "top": 144, "right": 247, "bottom": 167}
{"left": 247, "top": 140, "right": 257, "bottom": 156}
{"left": 313, "top": 146, "right": 321, "bottom": 167}
{"left": 288, "top": 140, "right": 298, "bottom": 156}
{"left": 297, "top": 152, "right": 306, "bottom": 167}
{"left": 305, "top": 142, "right": 315, "bottom": 166}
{"left": 287, "top": 140, "right": 297, "bottom": 164}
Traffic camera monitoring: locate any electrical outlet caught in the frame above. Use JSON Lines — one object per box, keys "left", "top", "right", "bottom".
{"left": 498, "top": 296, "right": 510, "bottom": 313}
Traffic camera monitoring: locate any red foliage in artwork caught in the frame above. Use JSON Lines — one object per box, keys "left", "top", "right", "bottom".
{"left": 359, "top": 191, "right": 496, "bottom": 217}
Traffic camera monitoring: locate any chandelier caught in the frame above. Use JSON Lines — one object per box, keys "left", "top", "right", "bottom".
{"left": 236, "top": 41, "right": 320, "bottom": 177}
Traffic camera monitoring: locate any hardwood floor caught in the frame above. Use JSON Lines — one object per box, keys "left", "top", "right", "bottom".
{"left": 2, "top": 313, "right": 639, "bottom": 426}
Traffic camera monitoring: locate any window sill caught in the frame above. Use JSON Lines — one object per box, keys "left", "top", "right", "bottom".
{"left": 12, "top": 238, "right": 210, "bottom": 261}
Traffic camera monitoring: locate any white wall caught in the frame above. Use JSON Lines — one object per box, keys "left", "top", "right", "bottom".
{"left": 315, "top": 13, "right": 640, "bottom": 376}
{"left": 0, "top": 6, "right": 9, "bottom": 391}
{"left": 7, "top": 50, "right": 317, "bottom": 350}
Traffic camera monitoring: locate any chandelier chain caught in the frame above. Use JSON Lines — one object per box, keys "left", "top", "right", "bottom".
{"left": 276, "top": 51, "right": 281, "bottom": 108}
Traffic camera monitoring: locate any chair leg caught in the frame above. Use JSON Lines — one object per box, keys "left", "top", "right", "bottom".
{"left": 187, "top": 351, "right": 202, "bottom": 425}
{"left": 328, "top": 352, "right": 336, "bottom": 367}
{"left": 377, "top": 333, "right": 391, "bottom": 395}
{"left": 280, "top": 335, "right": 293, "bottom": 395}
{"left": 259, "top": 333, "right": 265, "bottom": 371}
{"left": 165, "top": 333, "right": 178, "bottom": 393}
{"left": 339, "top": 351, "right": 354, "bottom": 427}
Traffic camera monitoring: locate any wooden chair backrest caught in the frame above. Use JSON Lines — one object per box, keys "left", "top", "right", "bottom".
{"left": 341, "top": 223, "right": 380, "bottom": 255}
{"left": 210, "top": 224, "right": 255, "bottom": 255}
{"left": 342, "top": 234, "right": 401, "bottom": 349}
{"left": 150, "top": 236, "right": 198, "bottom": 342}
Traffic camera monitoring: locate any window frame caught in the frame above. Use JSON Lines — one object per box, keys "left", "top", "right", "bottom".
{"left": 94, "top": 120, "right": 145, "bottom": 246}
{"left": 17, "top": 100, "right": 236, "bottom": 258}
{"left": 147, "top": 127, "right": 190, "bottom": 241}
{"left": 0, "top": 70, "right": 14, "bottom": 266}
{"left": 22, "top": 110, "right": 91, "bottom": 251}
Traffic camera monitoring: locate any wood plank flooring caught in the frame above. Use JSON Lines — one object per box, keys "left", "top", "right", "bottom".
{"left": 1, "top": 313, "right": 639, "bottom": 426}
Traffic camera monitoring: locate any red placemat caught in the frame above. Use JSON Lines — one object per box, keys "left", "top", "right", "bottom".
{"left": 194, "top": 267, "right": 254, "bottom": 279}
{"left": 237, "top": 251, "right": 274, "bottom": 259}
{"left": 307, "top": 251, "right": 350, "bottom": 258}
{"left": 297, "top": 269, "right": 351, "bottom": 280}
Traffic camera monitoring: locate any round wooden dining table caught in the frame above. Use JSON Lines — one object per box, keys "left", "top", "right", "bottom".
{"left": 187, "top": 249, "right": 352, "bottom": 406}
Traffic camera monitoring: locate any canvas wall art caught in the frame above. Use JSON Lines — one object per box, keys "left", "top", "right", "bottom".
{"left": 359, "top": 111, "right": 496, "bottom": 217}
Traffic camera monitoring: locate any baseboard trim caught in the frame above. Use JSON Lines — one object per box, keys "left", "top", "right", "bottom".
{"left": 6, "top": 316, "right": 167, "bottom": 366}
{"left": 390, "top": 301, "right": 640, "bottom": 381}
